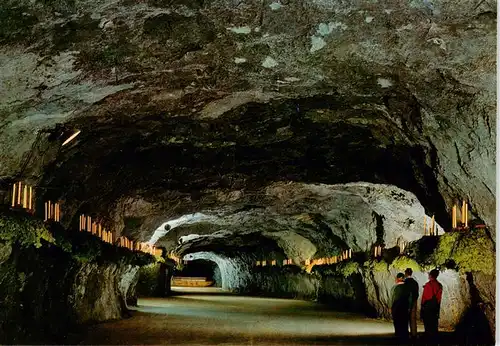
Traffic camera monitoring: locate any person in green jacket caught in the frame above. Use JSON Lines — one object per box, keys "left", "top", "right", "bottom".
{"left": 391, "top": 272, "right": 410, "bottom": 341}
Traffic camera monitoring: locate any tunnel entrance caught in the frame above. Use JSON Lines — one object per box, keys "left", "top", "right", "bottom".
{"left": 173, "top": 259, "right": 221, "bottom": 288}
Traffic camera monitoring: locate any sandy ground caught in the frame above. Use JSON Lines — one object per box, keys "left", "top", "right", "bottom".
{"left": 72, "top": 287, "right": 439, "bottom": 345}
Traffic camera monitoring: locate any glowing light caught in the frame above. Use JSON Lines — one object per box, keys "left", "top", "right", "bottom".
{"left": 11, "top": 183, "right": 16, "bottom": 207}
{"left": 452, "top": 204, "right": 457, "bottom": 229}
{"left": 23, "top": 185, "right": 27, "bottom": 208}
{"left": 461, "top": 201, "right": 465, "bottom": 225}
{"left": 28, "top": 186, "right": 33, "bottom": 210}
{"left": 62, "top": 130, "right": 81, "bottom": 146}
{"left": 431, "top": 215, "right": 435, "bottom": 236}
{"left": 464, "top": 201, "right": 468, "bottom": 228}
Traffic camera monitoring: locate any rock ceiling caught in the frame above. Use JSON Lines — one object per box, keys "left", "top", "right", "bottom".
{"left": 0, "top": 0, "right": 495, "bottom": 257}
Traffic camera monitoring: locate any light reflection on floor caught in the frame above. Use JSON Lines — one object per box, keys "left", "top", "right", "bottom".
{"left": 75, "top": 287, "right": 418, "bottom": 345}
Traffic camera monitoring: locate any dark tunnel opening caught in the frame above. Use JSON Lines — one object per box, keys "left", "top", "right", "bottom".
{"left": 174, "top": 259, "right": 221, "bottom": 287}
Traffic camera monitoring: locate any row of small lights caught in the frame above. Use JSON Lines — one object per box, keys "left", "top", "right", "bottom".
{"left": 10, "top": 181, "right": 161, "bottom": 257}
{"left": 256, "top": 241, "right": 412, "bottom": 267}
{"left": 256, "top": 249, "right": 353, "bottom": 267}
{"left": 373, "top": 239, "right": 408, "bottom": 258}
{"left": 424, "top": 200, "right": 478, "bottom": 235}
{"left": 11, "top": 128, "right": 159, "bottom": 256}
{"left": 274, "top": 201, "right": 475, "bottom": 268}
{"left": 10, "top": 138, "right": 479, "bottom": 265}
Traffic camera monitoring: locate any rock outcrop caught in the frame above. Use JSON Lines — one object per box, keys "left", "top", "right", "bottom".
{"left": 0, "top": 211, "right": 153, "bottom": 344}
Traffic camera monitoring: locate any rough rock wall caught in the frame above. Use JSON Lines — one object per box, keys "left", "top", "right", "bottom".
{"left": 319, "top": 273, "right": 376, "bottom": 315}
{"left": 0, "top": 240, "right": 139, "bottom": 344}
{"left": 118, "top": 264, "right": 140, "bottom": 306}
{"left": 213, "top": 264, "right": 222, "bottom": 287}
{"left": 246, "top": 267, "right": 319, "bottom": 300}
{"left": 69, "top": 261, "right": 139, "bottom": 324}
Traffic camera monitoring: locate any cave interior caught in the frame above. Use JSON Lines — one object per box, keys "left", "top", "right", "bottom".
{"left": 0, "top": 0, "right": 496, "bottom": 344}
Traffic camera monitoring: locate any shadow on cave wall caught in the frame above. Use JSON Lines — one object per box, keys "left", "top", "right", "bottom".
{"left": 317, "top": 273, "right": 377, "bottom": 317}
{"left": 453, "top": 273, "right": 494, "bottom": 345}
{"left": 372, "top": 211, "right": 385, "bottom": 245}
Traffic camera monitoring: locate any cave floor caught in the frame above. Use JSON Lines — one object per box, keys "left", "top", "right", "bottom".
{"left": 72, "top": 287, "right": 456, "bottom": 345}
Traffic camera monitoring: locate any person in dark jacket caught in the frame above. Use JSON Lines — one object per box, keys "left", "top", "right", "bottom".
{"left": 405, "top": 268, "right": 419, "bottom": 339}
{"left": 421, "top": 269, "right": 443, "bottom": 342}
{"left": 391, "top": 272, "right": 410, "bottom": 341}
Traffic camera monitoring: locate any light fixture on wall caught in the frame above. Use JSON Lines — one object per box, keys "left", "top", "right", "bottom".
{"left": 11, "top": 181, "right": 35, "bottom": 212}
{"left": 44, "top": 200, "right": 61, "bottom": 222}
{"left": 61, "top": 129, "right": 81, "bottom": 146}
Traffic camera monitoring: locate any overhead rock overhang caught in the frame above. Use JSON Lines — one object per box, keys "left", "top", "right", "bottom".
{"left": 151, "top": 182, "right": 444, "bottom": 262}
{"left": 30, "top": 94, "right": 455, "bottom": 235}
{"left": 0, "top": 0, "right": 495, "bottom": 239}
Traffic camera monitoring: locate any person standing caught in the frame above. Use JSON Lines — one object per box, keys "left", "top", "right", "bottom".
{"left": 421, "top": 269, "right": 443, "bottom": 342}
{"left": 405, "top": 268, "right": 419, "bottom": 339}
{"left": 391, "top": 272, "right": 410, "bottom": 342}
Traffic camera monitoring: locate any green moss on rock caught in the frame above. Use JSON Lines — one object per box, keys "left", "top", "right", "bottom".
{"left": 433, "top": 232, "right": 460, "bottom": 266}
{"left": 429, "top": 230, "right": 494, "bottom": 275}
{"left": 0, "top": 214, "right": 54, "bottom": 248}
{"left": 0, "top": 211, "right": 155, "bottom": 267}
{"left": 372, "top": 260, "right": 389, "bottom": 273}
{"left": 310, "top": 260, "right": 361, "bottom": 278}
{"left": 390, "top": 256, "right": 422, "bottom": 272}
{"left": 338, "top": 261, "right": 360, "bottom": 277}
{"left": 452, "top": 230, "right": 495, "bottom": 275}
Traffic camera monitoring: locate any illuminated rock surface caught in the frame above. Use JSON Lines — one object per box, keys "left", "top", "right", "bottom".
{"left": 0, "top": 0, "right": 495, "bottom": 344}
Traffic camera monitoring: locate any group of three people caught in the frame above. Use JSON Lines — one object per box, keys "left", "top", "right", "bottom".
{"left": 392, "top": 268, "right": 442, "bottom": 342}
